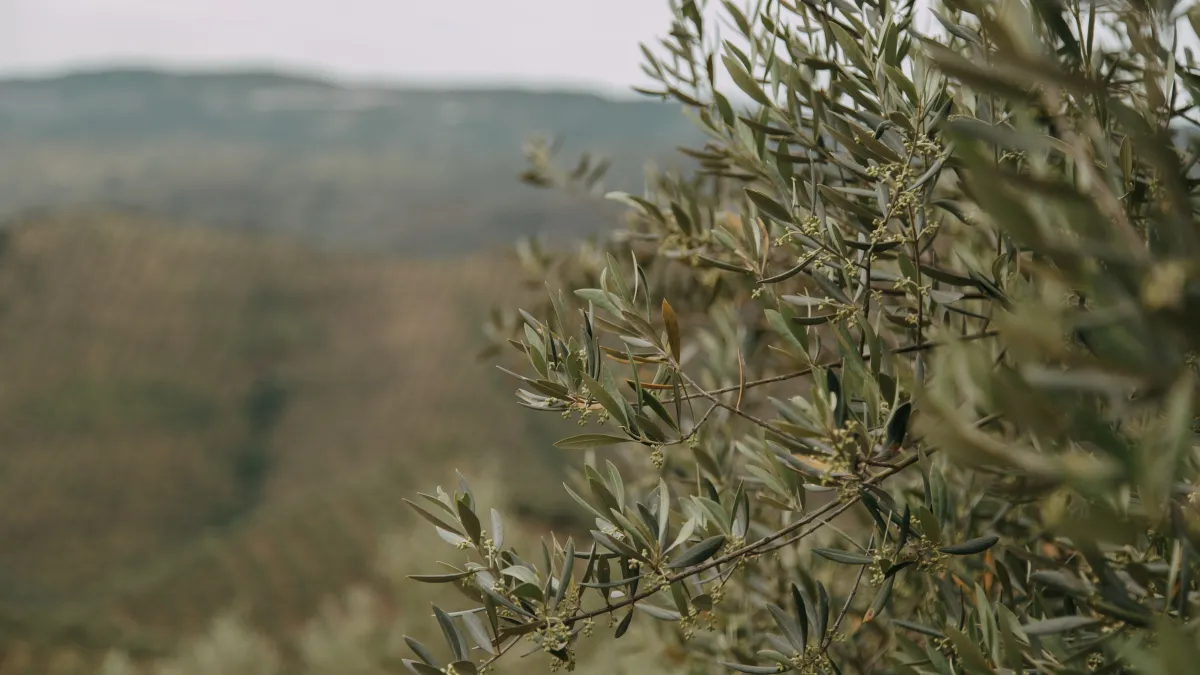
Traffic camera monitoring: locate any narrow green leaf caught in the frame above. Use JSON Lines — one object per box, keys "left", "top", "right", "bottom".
{"left": 574, "top": 288, "right": 621, "bottom": 315}
{"left": 668, "top": 534, "right": 727, "bottom": 568}
{"left": 791, "top": 583, "right": 809, "bottom": 646}
{"left": 669, "top": 579, "right": 690, "bottom": 617}
{"left": 638, "top": 387, "right": 679, "bottom": 433}
{"left": 433, "top": 605, "right": 469, "bottom": 663}
{"left": 404, "top": 636, "right": 441, "bottom": 667}
{"left": 614, "top": 610, "right": 634, "bottom": 638}
{"left": 635, "top": 603, "right": 682, "bottom": 621}
{"left": 939, "top": 535, "right": 1000, "bottom": 556}
{"left": 917, "top": 505, "right": 942, "bottom": 545}
{"left": 816, "top": 583, "right": 830, "bottom": 642}
{"left": 461, "top": 612, "right": 495, "bottom": 655}
{"left": 944, "top": 626, "right": 993, "bottom": 674}
{"left": 581, "top": 372, "right": 629, "bottom": 428}
{"left": 886, "top": 402, "right": 912, "bottom": 450}
{"left": 457, "top": 497, "right": 482, "bottom": 545}
{"left": 745, "top": 188, "right": 795, "bottom": 224}
{"left": 661, "top": 299, "right": 681, "bottom": 361}
{"left": 827, "top": 369, "right": 846, "bottom": 429}
{"left": 893, "top": 620, "right": 944, "bottom": 637}
{"left": 897, "top": 504, "right": 913, "bottom": 550}
{"left": 697, "top": 255, "right": 755, "bottom": 273}
{"left": 718, "top": 663, "right": 786, "bottom": 674}
{"left": 863, "top": 575, "right": 895, "bottom": 622}
{"left": 436, "top": 528, "right": 470, "bottom": 548}
{"left": 768, "top": 602, "right": 806, "bottom": 652}
{"left": 403, "top": 660, "right": 445, "bottom": 675}
{"left": 554, "top": 433, "right": 630, "bottom": 449}
{"left": 592, "top": 530, "right": 645, "bottom": 562}
{"left": 829, "top": 24, "right": 870, "bottom": 73}
{"left": 490, "top": 509, "right": 504, "bottom": 550}
{"left": 404, "top": 499, "right": 463, "bottom": 535}
{"left": 722, "top": 55, "right": 772, "bottom": 106}
{"left": 553, "top": 539, "right": 576, "bottom": 608}
{"left": 500, "top": 565, "right": 538, "bottom": 585}
{"left": 885, "top": 64, "right": 920, "bottom": 105}
{"left": 408, "top": 570, "right": 474, "bottom": 584}
{"left": 1021, "top": 615, "right": 1101, "bottom": 636}
{"left": 814, "top": 548, "right": 874, "bottom": 565}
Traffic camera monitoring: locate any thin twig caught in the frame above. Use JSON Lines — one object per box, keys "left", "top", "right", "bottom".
{"left": 679, "top": 369, "right": 795, "bottom": 439}
{"left": 659, "top": 329, "right": 999, "bottom": 404}
{"left": 823, "top": 562, "right": 868, "bottom": 653}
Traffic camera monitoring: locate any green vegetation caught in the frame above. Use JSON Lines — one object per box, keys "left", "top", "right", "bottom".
{"left": 11, "top": 0, "right": 1200, "bottom": 673}
{"left": 394, "top": 1, "right": 1200, "bottom": 674}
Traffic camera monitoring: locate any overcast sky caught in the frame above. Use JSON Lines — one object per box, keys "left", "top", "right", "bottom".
{"left": 2, "top": 1, "right": 676, "bottom": 92}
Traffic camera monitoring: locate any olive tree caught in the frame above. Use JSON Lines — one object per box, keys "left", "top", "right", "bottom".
{"left": 403, "top": 1, "right": 1200, "bottom": 673}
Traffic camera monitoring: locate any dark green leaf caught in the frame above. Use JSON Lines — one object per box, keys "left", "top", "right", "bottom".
{"left": 592, "top": 530, "right": 645, "bottom": 561}
{"left": 886, "top": 402, "right": 912, "bottom": 450}
{"left": 816, "top": 583, "right": 830, "bottom": 642}
{"left": 827, "top": 369, "right": 846, "bottom": 429}
{"left": 668, "top": 534, "right": 727, "bottom": 568}
{"left": 554, "top": 433, "right": 630, "bottom": 449}
{"left": 745, "top": 188, "right": 795, "bottom": 224}
{"left": 404, "top": 499, "right": 463, "bottom": 535}
{"left": 938, "top": 535, "right": 1000, "bottom": 556}
{"left": 1021, "top": 615, "right": 1101, "bottom": 636}
{"left": 718, "top": 662, "right": 784, "bottom": 674}
{"left": 864, "top": 575, "right": 895, "bottom": 622}
{"left": 615, "top": 610, "right": 634, "bottom": 638}
{"left": 893, "top": 620, "right": 944, "bottom": 637}
{"left": 768, "top": 602, "right": 806, "bottom": 652}
{"left": 403, "top": 660, "right": 445, "bottom": 675}
{"left": 433, "top": 605, "right": 468, "bottom": 662}
{"left": 897, "top": 505, "right": 912, "bottom": 550}
{"left": 408, "top": 570, "right": 474, "bottom": 584}
{"left": 581, "top": 372, "right": 629, "bottom": 428}
{"left": 917, "top": 505, "right": 942, "bottom": 545}
{"left": 457, "top": 497, "right": 482, "bottom": 545}
{"left": 553, "top": 539, "right": 576, "bottom": 608}
{"left": 404, "top": 636, "right": 441, "bottom": 667}
{"left": 814, "top": 548, "right": 874, "bottom": 565}
{"left": 791, "top": 583, "right": 809, "bottom": 646}
{"left": 662, "top": 299, "right": 681, "bottom": 361}
{"left": 944, "top": 626, "right": 993, "bottom": 674}
{"left": 1030, "top": 570, "right": 1090, "bottom": 596}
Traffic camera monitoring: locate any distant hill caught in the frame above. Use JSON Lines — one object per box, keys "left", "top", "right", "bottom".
{"left": 0, "top": 211, "right": 576, "bottom": 615}
{"left": 0, "top": 68, "right": 700, "bottom": 253}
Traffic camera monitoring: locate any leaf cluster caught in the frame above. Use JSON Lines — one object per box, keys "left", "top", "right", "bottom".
{"left": 409, "top": 1, "right": 1200, "bottom": 673}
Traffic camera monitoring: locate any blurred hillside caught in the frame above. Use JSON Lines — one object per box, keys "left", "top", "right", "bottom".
{"left": 0, "top": 68, "right": 696, "bottom": 672}
{"left": 0, "top": 68, "right": 699, "bottom": 253}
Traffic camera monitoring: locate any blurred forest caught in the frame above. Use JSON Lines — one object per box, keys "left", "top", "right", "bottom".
{"left": 0, "top": 68, "right": 697, "bottom": 672}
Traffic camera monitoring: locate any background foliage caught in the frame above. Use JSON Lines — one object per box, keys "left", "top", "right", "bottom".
{"left": 0, "top": 70, "right": 700, "bottom": 672}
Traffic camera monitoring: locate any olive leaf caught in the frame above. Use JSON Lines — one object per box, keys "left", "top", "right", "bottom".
{"left": 668, "top": 534, "right": 727, "bottom": 569}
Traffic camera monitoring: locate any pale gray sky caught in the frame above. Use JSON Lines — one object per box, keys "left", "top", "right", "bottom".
{"left": 2, "top": 1, "right": 675, "bottom": 91}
